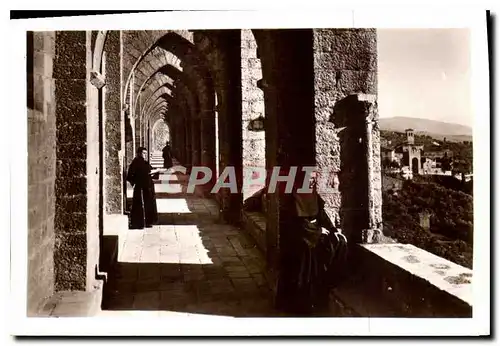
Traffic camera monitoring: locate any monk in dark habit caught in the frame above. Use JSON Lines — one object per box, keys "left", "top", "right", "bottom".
{"left": 275, "top": 168, "right": 348, "bottom": 315}
{"left": 162, "top": 141, "right": 173, "bottom": 169}
{"left": 127, "top": 147, "right": 164, "bottom": 229}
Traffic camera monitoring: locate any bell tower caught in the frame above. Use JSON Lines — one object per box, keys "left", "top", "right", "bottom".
{"left": 406, "top": 128, "right": 415, "bottom": 145}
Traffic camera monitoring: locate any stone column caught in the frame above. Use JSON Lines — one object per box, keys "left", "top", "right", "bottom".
{"left": 130, "top": 116, "right": 137, "bottom": 163}
{"left": 191, "top": 116, "right": 201, "bottom": 169}
{"left": 53, "top": 31, "right": 99, "bottom": 291}
{"left": 125, "top": 117, "right": 135, "bottom": 167}
{"left": 101, "top": 31, "right": 129, "bottom": 237}
{"left": 253, "top": 29, "right": 316, "bottom": 278}
{"left": 180, "top": 118, "right": 187, "bottom": 164}
{"left": 184, "top": 109, "right": 193, "bottom": 172}
{"left": 200, "top": 112, "right": 216, "bottom": 194}
{"left": 219, "top": 31, "right": 243, "bottom": 223}
{"left": 134, "top": 115, "right": 141, "bottom": 150}
{"left": 241, "top": 29, "right": 266, "bottom": 202}
{"left": 364, "top": 96, "right": 383, "bottom": 241}
{"left": 313, "top": 29, "right": 380, "bottom": 243}
{"left": 170, "top": 118, "right": 177, "bottom": 159}
{"left": 102, "top": 31, "right": 125, "bottom": 217}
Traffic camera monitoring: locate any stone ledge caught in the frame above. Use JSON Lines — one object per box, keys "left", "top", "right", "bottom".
{"left": 103, "top": 214, "right": 129, "bottom": 236}
{"left": 100, "top": 214, "right": 127, "bottom": 275}
{"left": 241, "top": 210, "right": 266, "bottom": 254}
{"left": 362, "top": 243, "right": 472, "bottom": 305}
{"left": 36, "top": 280, "right": 104, "bottom": 317}
{"left": 332, "top": 243, "right": 473, "bottom": 317}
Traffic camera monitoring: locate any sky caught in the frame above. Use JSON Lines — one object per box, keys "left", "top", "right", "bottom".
{"left": 377, "top": 29, "right": 472, "bottom": 128}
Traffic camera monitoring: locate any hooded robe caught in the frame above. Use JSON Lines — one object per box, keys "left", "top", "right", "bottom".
{"left": 162, "top": 144, "right": 173, "bottom": 169}
{"left": 275, "top": 189, "right": 347, "bottom": 315}
{"left": 126, "top": 156, "right": 158, "bottom": 229}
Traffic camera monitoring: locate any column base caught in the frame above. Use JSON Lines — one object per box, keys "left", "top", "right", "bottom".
{"left": 100, "top": 214, "right": 128, "bottom": 273}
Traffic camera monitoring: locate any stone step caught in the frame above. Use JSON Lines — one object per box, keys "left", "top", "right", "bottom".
{"left": 38, "top": 281, "right": 104, "bottom": 317}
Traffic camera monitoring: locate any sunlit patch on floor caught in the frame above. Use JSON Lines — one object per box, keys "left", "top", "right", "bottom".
{"left": 117, "top": 225, "right": 213, "bottom": 264}
{"left": 157, "top": 198, "right": 192, "bottom": 213}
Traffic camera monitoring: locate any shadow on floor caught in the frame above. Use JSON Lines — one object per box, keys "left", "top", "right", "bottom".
{"left": 115, "top": 171, "right": 346, "bottom": 318}
{"left": 103, "top": 203, "right": 287, "bottom": 317}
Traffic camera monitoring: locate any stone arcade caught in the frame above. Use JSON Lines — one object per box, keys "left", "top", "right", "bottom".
{"left": 27, "top": 29, "right": 471, "bottom": 318}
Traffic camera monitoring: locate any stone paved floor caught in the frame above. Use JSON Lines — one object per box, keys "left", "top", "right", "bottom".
{"left": 100, "top": 154, "right": 281, "bottom": 317}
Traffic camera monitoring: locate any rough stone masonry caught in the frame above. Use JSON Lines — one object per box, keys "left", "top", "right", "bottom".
{"left": 27, "top": 29, "right": 382, "bottom": 315}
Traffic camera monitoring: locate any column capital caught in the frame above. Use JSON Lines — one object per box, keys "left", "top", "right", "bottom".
{"left": 90, "top": 70, "right": 106, "bottom": 89}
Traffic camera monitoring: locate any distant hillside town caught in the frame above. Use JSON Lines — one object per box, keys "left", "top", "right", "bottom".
{"left": 380, "top": 128, "right": 473, "bottom": 182}
{"left": 380, "top": 128, "right": 473, "bottom": 268}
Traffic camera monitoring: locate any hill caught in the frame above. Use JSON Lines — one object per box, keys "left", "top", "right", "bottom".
{"left": 379, "top": 117, "right": 472, "bottom": 142}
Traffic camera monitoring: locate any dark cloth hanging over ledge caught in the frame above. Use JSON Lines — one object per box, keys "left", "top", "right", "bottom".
{"left": 275, "top": 179, "right": 348, "bottom": 315}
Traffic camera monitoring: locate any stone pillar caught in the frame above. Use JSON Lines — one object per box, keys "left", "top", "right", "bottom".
{"left": 102, "top": 31, "right": 124, "bottom": 215}
{"left": 219, "top": 30, "right": 243, "bottom": 223}
{"left": 241, "top": 29, "right": 266, "bottom": 202}
{"left": 125, "top": 118, "right": 135, "bottom": 167}
{"left": 27, "top": 31, "right": 57, "bottom": 315}
{"left": 313, "top": 29, "right": 380, "bottom": 243}
{"left": 253, "top": 29, "right": 316, "bottom": 277}
{"left": 179, "top": 118, "right": 187, "bottom": 164}
{"left": 53, "top": 31, "right": 99, "bottom": 291}
{"left": 191, "top": 117, "right": 201, "bottom": 169}
{"left": 134, "top": 115, "right": 141, "bottom": 150}
{"left": 200, "top": 113, "right": 216, "bottom": 194}
{"left": 101, "top": 31, "right": 129, "bottom": 236}
{"left": 169, "top": 118, "right": 177, "bottom": 158}
{"left": 130, "top": 116, "right": 137, "bottom": 163}
{"left": 184, "top": 110, "right": 192, "bottom": 172}
{"left": 365, "top": 98, "right": 383, "bottom": 241}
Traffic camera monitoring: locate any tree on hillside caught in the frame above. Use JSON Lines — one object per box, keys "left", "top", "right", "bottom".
{"left": 452, "top": 145, "right": 473, "bottom": 181}
{"left": 441, "top": 155, "right": 452, "bottom": 171}
{"left": 382, "top": 179, "right": 473, "bottom": 268}
{"left": 390, "top": 160, "right": 401, "bottom": 169}
{"left": 382, "top": 157, "right": 392, "bottom": 169}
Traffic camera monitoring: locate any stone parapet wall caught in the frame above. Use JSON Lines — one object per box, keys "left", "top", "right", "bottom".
{"left": 333, "top": 243, "right": 472, "bottom": 317}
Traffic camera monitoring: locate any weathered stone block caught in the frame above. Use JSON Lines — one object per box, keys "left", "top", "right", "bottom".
{"left": 54, "top": 246, "right": 87, "bottom": 291}
{"left": 29, "top": 183, "right": 46, "bottom": 209}
{"left": 33, "top": 74, "right": 45, "bottom": 113}
{"left": 54, "top": 79, "right": 86, "bottom": 110}
{"left": 55, "top": 100, "right": 86, "bottom": 123}
{"left": 28, "top": 223, "right": 42, "bottom": 251}
{"left": 33, "top": 51, "right": 47, "bottom": 75}
{"left": 54, "top": 211, "right": 86, "bottom": 233}
{"left": 250, "top": 101, "right": 265, "bottom": 114}
{"left": 54, "top": 32, "right": 86, "bottom": 71}
{"left": 55, "top": 176, "right": 86, "bottom": 196}
{"left": 57, "top": 159, "right": 87, "bottom": 179}
{"left": 57, "top": 144, "right": 86, "bottom": 159}
{"left": 33, "top": 32, "right": 45, "bottom": 52}
{"left": 43, "top": 32, "right": 56, "bottom": 55}
{"left": 56, "top": 232, "right": 87, "bottom": 249}
{"left": 336, "top": 70, "right": 378, "bottom": 96}
{"left": 55, "top": 195, "right": 87, "bottom": 215}
{"left": 56, "top": 122, "right": 86, "bottom": 145}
